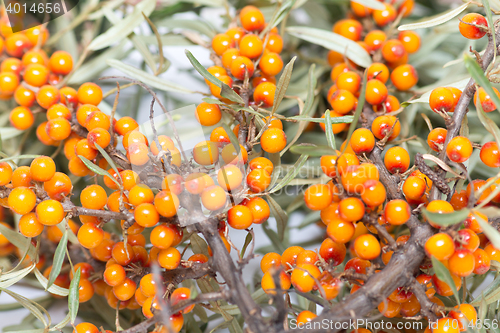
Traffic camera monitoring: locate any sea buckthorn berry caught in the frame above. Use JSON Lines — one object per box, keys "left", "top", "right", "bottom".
{"left": 261, "top": 270, "right": 291, "bottom": 295}
{"left": 217, "top": 165, "right": 243, "bottom": 191}
{"left": 59, "top": 86, "right": 78, "bottom": 108}
{"left": 398, "top": 31, "right": 421, "bottom": 54}
{"left": 240, "top": 5, "right": 265, "bottom": 31}
{"left": 22, "top": 50, "right": 48, "bottom": 66}
{"left": 150, "top": 136, "right": 175, "bottom": 156}
{"left": 371, "top": 115, "right": 400, "bottom": 141}
{"left": 195, "top": 102, "right": 221, "bottom": 127}
{"left": 373, "top": 3, "right": 397, "bottom": 26}
{"left": 390, "top": 64, "right": 418, "bottom": 91}
{"left": 427, "top": 127, "right": 447, "bottom": 152}
{"left": 335, "top": 71, "right": 361, "bottom": 94}
{"left": 261, "top": 252, "right": 282, "bottom": 273}
{"left": 76, "top": 139, "right": 98, "bottom": 160}
{"left": 246, "top": 169, "right": 271, "bottom": 193}
{"left": 281, "top": 246, "right": 304, "bottom": 268}
{"left": 128, "top": 184, "right": 154, "bottom": 207}
{"left": 252, "top": 74, "right": 276, "bottom": 87}
{"left": 171, "top": 287, "right": 194, "bottom": 314}
{"left": 296, "top": 310, "right": 318, "bottom": 327}
{"left": 354, "top": 234, "right": 381, "bottom": 260}
{"left": 150, "top": 224, "right": 176, "bottom": 250}
{"left": 365, "top": 79, "right": 388, "bottom": 105}
{"left": 266, "top": 33, "right": 283, "bottom": 53}
{"left": 330, "top": 63, "right": 349, "bottom": 81}
{"left": 474, "top": 86, "right": 500, "bottom": 112}
{"left": 162, "top": 174, "right": 184, "bottom": 195}
{"left": 446, "top": 136, "right": 473, "bottom": 163}
{"left": 47, "top": 104, "right": 71, "bottom": 121}
{"left": 85, "top": 111, "right": 110, "bottom": 131}
{"left": 193, "top": 140, "right": 219, "bottom": 166}
{"left": 449, "top": 249, "right": 475, "bottom": 277}
{"left": 364, "top": 30, "right": 386, "bottom": 52}
{"left": 456, "top": 228, "right": 480, "bottom": 252}
{"left": 336, "top": 153, "right": 360, "bottom": 176}
{"left": 87, "top": 128, "right": 111, "bottom": 149}
{"left": 0, "top": 162, "right": 12, "bottom": 188}
{"left": 296, "top": 250, "right": 318, "bottom": 266}
{"left": 14, "top": 85, "right": 36, "bottom": 107}
{"left": 239, "top": 34, "right": 263, "bottom": 59}
{"left": 378, "top": 298, "right": 402, "bottom": 318}
{"left": 216, "top": 39, "right": 237, "bottom": 61}
{"left": 36, "top": 200, "right": 65, "bottom": 226}
{"left": 425, "top": 233, "right": 455, "bottom": 260}
{"left": 259, "top": 52, "right": 283, "bottom": 76}
{"left": 5, "top": 33, "right": 33, "bottom": 57}
{"left": 104, "top": 264, "right": 126, "bottom": 287}
{"left": 291, "top": 263, "right": 321, "bottom": 293}
{"left": 49, "top": 50, "right": 73, "bottom": 75}
{"left": 78, "top": 82, "right": 102, "bottom": 106}
{"left": 221, "top": 143, "right": 248, "bottom": 165}
{"left": 339, "top": 197, "right": 365, "bottom": 222}
{"left": 127, "top": 143, "right": 150, "bottom": 166}
{"left": 1, "top": 57, "right": 22, "bottom": 74}
{"left": 201, "top": 185, "right": 227, "bottom": 211}
{"left": 367, "top": 63, "right": 390, "bottom": 83}
{"left": 459, "top": 13, "right": 488, "bottom": 40}
{"left": 113, "top": 277, "right": 136, "bottom": 301}
{"left": 30, "top": 156, "right": 55, "bottom": 182}
{"left": 384, "top": 146, "right": 410, "bottom": 174}
{"left": 23, "top": 63, "right": 48, "bottom": 87}
{"left": 107, "top": 191, "right": 127, "bottom": 212}
{"left": 430, "top": 87, "right": 455, "bottom": 113}
{"left": 46, "top": 118, "right": 71, "bottom": 141}
{"left": 73, "top": 323, "right": 99, "bottom": 333}
{"left": 433, "top": 273, "right": 462, "bottom": 298}
{"left": 449, "top": 304, "right": 477, "bottom": 332}
{"left": 466, "top": 180, "right": 491, "bottom": 204}
{"left": 249, "top": 157, "right": 274, "bottom": 174}
{"left": 384, "top": 200, "right": 411, "bottom": 225}
{"left": 19, "top": 213, "right": 44, "bottom": 238}
{"left": 320, "top": 110, "right": 349, "bottom": 134}
{"left": 0, "top": 71, "right": 18, "bottom": 95}
{"left": 77, "top": 223, "right": 104, "bottom": 249}
{"left": 320, "top": 155, "right": 338, "bottom": 177}
{"left": 304, "top": 184, "right": 333, "bottom": 211}
{"left": 37, "top": 121, "right": 59, "bottom": 146}
{"left": 81, "top": 185, "right": 107, "bottom": 210}
{"left": 253, "top": 82, "right": 276, "bottom": 107}
{"left": 333, "top": 19, "right": 362, "bottom": 41}
{"left": 244, "top": 197, "right": 270, "bottom": 224}
{"left": 429, "top": 317, "right": 460, "bottom": 333}
{"left": 485, "top": 242, "right": 500, "bottom": 262}
{"left": 480, "top": 141, "right": 500, "bottom": 167}
{"left": 341, "top": 165, "right": 369, "bottom": 194}
{"left": 403, "top": 176, "right": 426, "bottom": 200}
{"left": 373, "top": 95, "right": 400, "bottom": 113}
{"left": 154, "top": 191, "right": 180, "bottom": 218}
{"left": 134, "top": 203, "right": 160, "bottom": 228}
{"left": 9, "top": 106, "right": 34, "bottom": 130}
{"left": 112, "top": 241, "right": 134, "bottom": 266}
{"left": 158, "top": 247, "right": 181, "bottom": 270}
{"left": 228, "top": 205, "right": 253, "bottom": 229}
{"left": 389, "top": 287, "right": 413, "bottom": 303}
{"left": 473, "top": 248, "right": 491, "bottom": 274}
{"left": 400, "top": 296, "right": 420, "bottom": 317}
{"left": 260, "top": 127, "right": 287, "bottom": 153}
{"left": 76, "top": 104, "right": 99, "bottom": 127}
{"left": 231, "top": 56, "right": 254, "bottom": 80}
{"left": 330, "top": 89, "right": 356, "bottom": 114}
{"left": 114, "top": 116, "right": 138, "bottom": 136}
{"left": 226, "top": 27, "right": 245, "bottom": 43}
{"left": 351, "top": 1, "right": 373, "bottom": 17}
{"left": 327, "top": 218, "right": 355, "bottom": 244}
{"left": 381, "top": 40, "right": 406, "bottom": 63}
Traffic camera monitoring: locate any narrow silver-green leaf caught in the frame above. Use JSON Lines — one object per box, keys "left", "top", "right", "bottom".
{"left": 475, "top": 94, "right": 500, "bottom": 150}
{"left": 290, "top": 144, "right": 337, "bottom": 156}
{"left": 474, "top": 212, "right": 500, "bottom": 249}
{"left": 0, "top": 155, "right": 42, "bottom": 163}
{"left": 271, "top": 56, "right": 297, "bottom": 115}
{"left": 78, "top": 155, "right": 121, "bottom": 189}
{"left": 68, "top": 267, "right": 81, "bottom": 324}
{"left": 398, "top": 2, "right": 469, "bottom": 31}
{"left": 288, "top": 115, "right": 354, "bottom": 124}
{"left": 271, "top": 154, "right": 309, "bottom": 193}
{"left": 324, "top": 111, "right": 337, "bottom": 151}
{"left": 342, "top": 71, "right": 368, "bottom": 152}
{"left": 259, "top": 0, "right": 297, "bottom": 38}
{"left": 465, "top": 54, "right": 500, "bottom": 111}
{"left": 431, "top": 256, "right": 460, "bottom": 304}
{"left": 266, "top": 195, "right": 289, "bottom": 241}
{"left": 351, "top": 0, "right": 385, "bottom": 9}
{"left": 107, "top": 59, "right": 193, "bottom": 94}
{"left": 88, "top": 0, "right": 156, "bottom": 50}
{"left": 47, "top": 230, "right": 68, "bottom": 289}
{"left": 33, "top": 268, "right": 69, "bottom": 296}
{"left": 240, "top": 232, "right": 253, "bottom": 259}
{"left": 190, "top": 233, "right": 209, "bottom": 257}
{"left": 185, "top": 50, "right": 244, "bottom": 104}
{"left": 483, "top": 0, "right": 496, "bottom": 68}
{"left": 286, "top": 26, "right": 371, "bottom": 67}
{"left": 421, "top": 208, "right": 470, "bottom": 227}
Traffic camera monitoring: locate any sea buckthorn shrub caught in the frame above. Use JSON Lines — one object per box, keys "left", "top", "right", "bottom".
{"left": 0, "top": 1, "right": 499, "bottom": 333}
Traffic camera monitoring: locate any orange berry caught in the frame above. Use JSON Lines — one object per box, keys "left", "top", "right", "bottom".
{"left": 373, "top": 3, "right": 397, "bottom": 26}
{"left": 104, "top": 264, "right": 126, "bottom": 287}
{"left": 226, "top": 27, "right": 245, "bottom": 43}
{"left": 195, "top": 102, "right": 221, "bottom": 126}
{"left": 398, "top": 31, "right": 421, "bottom": 54}
{"left": 390, "top": 64, "right": 418, "bottom": 91}
{"left": 291, "top": 263, "right": 320, "bottom": 293}
{"left": 446, "top": 136, "right": 473, "bottom": 163}
{"left": 114, "top": 116, "right": 139, "bottom": 136}
{"left": 333, "top": 19, "right": 362, "bottom": 41}
{"left": 381, "top": 39, "right": 406, "bottom": 63}
{"left": 351, "top": 1, "right": 373, "bottom": 17}
{"left": 330, "top": 63, "right": 349, "bottom": 81}
{"left": 403, "top": 176, "right": 427, "bottom": 200}
{"left": 14, "top": 85, "right": 36, "bottom": 107}
{"left": 459, "top": 13, "right": 488, "bottom": 40}
{"left": 320, "top": 110, "right": 349, "bottom": 134}
{"left": 474, "top": 86, "right": 500, "bottom": 112}
{"left": 154, "top": 191, "right": 180, "bottom": 218}
{"left": 193, "top": 140, "right": 219, "bottom": 166}
{"left": 361, "top": 179, "right": 387, "bottom": 207}
{"left": 85, "top": 111, "right": 110, "bottom": 131}
{"left": 78, "top": 82, "right": 102, "bottom": 106}
{"left": 18, "top": 212, "right": 44, "bottom": 238}
{"left": 448, "top": 249, "right": 475, "bottom": 277}
{"left": 425, "top": 233, "right": 455, "bottom": 260}
{"left": 364, "top": 30, "right": 386, "bottom": 52}
{"left": 239, "top": 34, "right": 263, "bottom": 59}
{"left": 260, "top": 127, "right": 286, "bottom": 153}
{"left": 384, "top": 199, "right": 411, "bottom": 225}
{"left": 366, "top": 62, "right": 390, "bottom": 83}
{"left": 365, "top": 79, "right": 388, "bottom": 105}
{"left": 384, "top": 146, "right": 410, "bottom": 174}
{"left": 354, "top": 234, "right": 381, "bottom": 260}
{"left": 327, "top": 218, "right": 355, "bottom": 244}
{"left": 228, "top": 204, "right": 253, "bottom": 229}
{"left": 371, "top": 115, "right": 400, "bottom": 141}
{"left": 46, "top": 118, "right": 71, "bottom": 141}
{"left": 253, "top": 82, "right": 276, "bottom": 107}
{"left": 217, "top": 165, "right": 243, "bottom": 191}
{"left": 201, "top": 185, "right": 227, "bottom": 211}
{"left": 30, "top": 156, "right": 56, "bottom": 182}
{"left": 158, "top": 247, "right": 181, "bottom": 270}
{"left": 244, "top": 197, "right": 270, "bottom": 224}
{"left": 304, "top": 184, "right": 333, "bottom": 211}
{"left": 261, "top": 252, "right": 282, "bottom": 273}
{"left": 77, "top": 223, "right": 104, "bottom": 249}
{"left": 36, "top": 199, "right": 65, "bottom": 226}
{"left": 23, "top": 63, "right": 48, "bottom": 87}
{"left": 261, "top": 269, "right": 291, "bottom": 295}
{"left": 339, "top": 197, "right": 365, "bottom": 222}
{"left": 9, "top": 106, "right": 34, "bottom": 130}
{"left": 73, "top": 323, "right": 99, "bottom": 333}
{"left": 473, "top": 248, "right": 491, "bottom": 274}
{"left": 480, "top": 141, "right": 500, "bottom": 167}
{"left": 427, "top": 127, "right": 447, "bottom": 152}
{"left": 429, "top": 87, "right": 455, "bottom": 113}
{"left": 259, "top": 52, "right": 283, "bottom": 77}
{"left": 330, "top": 89, "right": 356, "bottom": 114}
{"left": 239, "top": 6, "right": 265, "bottom": 31}
{"left": 81, "top": 185, "right": 107, "bottom": 210}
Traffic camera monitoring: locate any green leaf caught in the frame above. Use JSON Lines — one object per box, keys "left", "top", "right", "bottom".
{"left": 259, "top": 0, "right": 296, "bottom": 38}
{"left": 271, "top": 56, "right": 296, "bottom": 115}
{"left": 33, "top": 268, "right": 69, "bottom": 296}
{"left": 266, "top": 195, "right": 288, "bottom": 241}
{"left": 474, "top": 212, "right": 500, "bottom": 249}
{"left": 190, "top": 233, "right": 209, "bottom": 257}
{"left": 343, "top": 71, "right": 367, "bottom": 152}
{"left": 465, "top": 54, "right": 500, "bottom": 111}
{"left": 47, "top": 230, "right": 68, "bottom": 290}
{"left": 286, "top": 26, "right": 371, "bottom": 67}
{"left": 324, "top": 111, "right": 337, "bottom": 151}
{"left": 290, "top": 144, "right": 336, "bottom": 156}
{"left": 129, "top": 35, "right": 157, "bottom": 73}
{"left": 0, "top": 265, "right": 35, "bottom": 289}
{"left": 240, "top": 232, "right": 253, "bottom": 259}
{"left": 107, "top": 59, "right": 193, "bottom": 94}
{"left": 221, "top": 123, "right": 241, "bottom": 157}
{"left": 268, "top": 152, "right": 282, "bottom": 189}
{"left": 157, "top": 18, "right": 216, "bottom": 38}
{"left": 93, "top": 143, "right": 123, "bottom": 183}
{"left": 398, "top": 2, "right": 470, "bottom": 31}
{"left": 68, "top": 267, "right": 81, "bottom": 324}
{"left": 288, "top": 115, "right": 354, "bottom": 124}
{"left": 78, "top": 155, "right": 122, "bottom": 189}
{"left": 262, "top": 221, "right": 285, "bottom": 253}
{"left": 431, "top": 256, "right": 460, "bottom": 304}
{"left": 0, "top": 155, "right": 41, "bottom": 163}
{"left": 0, "top": 288, "right": 49, "bottom": 328}
{"left": 185, "top": 50, "right": 244, "bottom": 104}
{"left": 350, "top": 0, "right": 384, "bottom": 9}
{"left": 88, "top": 0, "right": 156, "bottom": 50}
{"left": 421, "top": 208, "right": 470, "bottom": 227}
{"left": 270, "top": 155, "right": 309, "bottom": 193}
